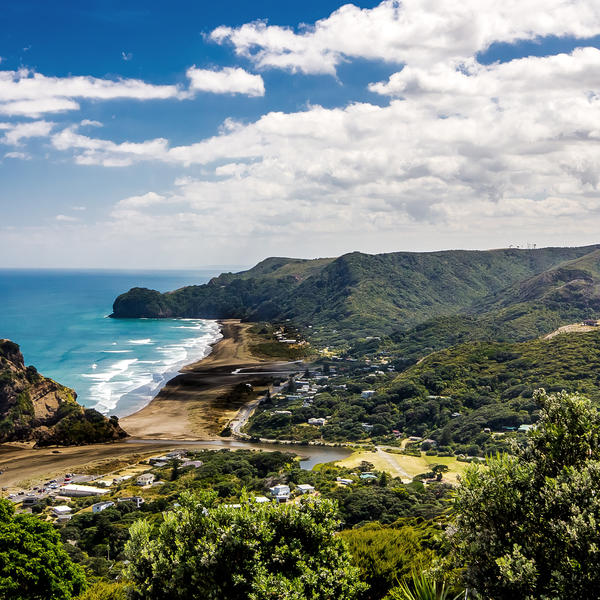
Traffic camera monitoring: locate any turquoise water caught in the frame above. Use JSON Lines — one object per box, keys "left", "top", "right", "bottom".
{"left": 0, "top": 270, "right": 223, "bottom": 417}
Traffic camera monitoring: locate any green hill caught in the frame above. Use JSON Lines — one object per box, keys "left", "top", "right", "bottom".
{"left": 380, "top": 328, "right": 600, "bottom": 450}
{"left": 112, "top": 245, "right": 600, "bottom": 343}
{"left": 387, "top": 248, "right": 600, "bottom": 360}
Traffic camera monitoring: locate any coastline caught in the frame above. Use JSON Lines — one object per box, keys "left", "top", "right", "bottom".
{"left": 118, "top": 319, "right": 294, "bottom": 440}
{"left": 0, "top": 319, "right": 306, "bottom": 491}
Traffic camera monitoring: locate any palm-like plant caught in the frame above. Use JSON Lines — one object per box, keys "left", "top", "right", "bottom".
{"left": 387, "top": 572, "right": 464, "bottom": 600}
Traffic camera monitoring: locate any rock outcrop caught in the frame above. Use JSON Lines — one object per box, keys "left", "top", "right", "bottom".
{"left": 0, "top": 339, "right": 127, "bottom": 446}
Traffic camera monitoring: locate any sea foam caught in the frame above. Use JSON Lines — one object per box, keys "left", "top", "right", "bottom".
{"left": 81, "top": 319, "right": 221, "bottom": 417}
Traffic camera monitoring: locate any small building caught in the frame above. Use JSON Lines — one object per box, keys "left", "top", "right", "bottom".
{"left": 92, "top": 501, "right": 115, "bottom": 514}
{"left": 583, "top": 319, "right": 598, "bottom": 327}
{"left": 181, "top": 460, "right": 203, "bottom": 469}
{"left": 165, "top": 450, "right": 186, "bottom": 460}
{"left": 117, "top": 496, "right": 145, "bottom": 509}
{"left": 254, "top": 496, "right": 271, "bottom": 503}
{"left": 518, "top": 424, "right": 534, "bottom": 432}
{"left": 136, "top": 473, "right": 155, "bottom": 486}
{"left": 61, "top": 484, "right": 108, "bottom": 497}
{"left": 274, "top": 410, "right": 292, "bottom": 415}
{"left": 360, "top": 473, "right": 378, "bottom": 481}
{"left": 52, "top": 505, "right": 72, "bottom": 520}
{"left": 336, "top": 477, "right": 354, "bottom": 485}
{"left": 296, "top": 484, "right": 315, "bottom": 494}
{"left": 308, "top": 417, "right": 327, "bottom": 426}
{"left": 361, "top": 390, "right": 376, "bottom": 399}
{"left": 269, "top": 484, "right": 290, "bottom": 502}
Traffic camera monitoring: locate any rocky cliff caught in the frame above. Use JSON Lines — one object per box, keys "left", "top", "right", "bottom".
{"left": 0, "top": 339, "right": 127, "bottom": 446}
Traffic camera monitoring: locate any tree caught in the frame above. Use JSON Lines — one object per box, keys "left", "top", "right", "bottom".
{"left": 0, "top": 499, "right": 85, "bottom": 600}
{"left": 430, "top": 465, "right": 448, "bottom": 482}
{"left": 287, "top": 376, "right": 297, "bottom": 394}
{"left": 169, "top": 458, "right": 181, "bottom": 481}
{"left": 451, "top": 389, "right": 600, "bottom": 599}
{"left": 125, "top": 491, "right": 366, "bottom": 600}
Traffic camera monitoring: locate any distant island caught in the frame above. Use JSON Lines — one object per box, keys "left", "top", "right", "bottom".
{"left": 0, "top": 339, "right": 127, "bottom": 446}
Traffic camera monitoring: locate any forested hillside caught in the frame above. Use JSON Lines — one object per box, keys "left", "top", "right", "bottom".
{"left": 112, "top": 245, "right": 600, "bottom": 343}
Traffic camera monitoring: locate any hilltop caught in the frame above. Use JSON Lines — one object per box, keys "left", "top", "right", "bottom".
{"left": 0, "top": 340, "right": 127, "bottom": 446}
{"left": 112, "top": 245, "right": 600, "bottom": 344}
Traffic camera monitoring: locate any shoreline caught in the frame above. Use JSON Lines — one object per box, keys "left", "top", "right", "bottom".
{"left": 118, "top": 319, "right": 299, "bottom": 441}
{"left": 0, "top": 319, "right": 307, "bottom": 491}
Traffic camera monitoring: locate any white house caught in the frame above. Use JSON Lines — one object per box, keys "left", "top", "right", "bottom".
{"left": 296, "top": 484, "right": 315, "bottom": 494}
{"left": 361, "top": 390, "right": 376, "bottom": 399}
{"left": 136, "top": 473, "right": 155, "bottom": 486}
{"left": 117, "top": 496, "right": 145, "bottom": 508}
{"left": 254, "top": 496, "right": 271, "bottom": 503}
{"left": 269, "top": 484, "right": 290, "bottom": 502}
{"left": 61, "top": 484, "right": 108, "bottom": 497}
{"left": 92, "top": 501, "right": 115, "bottom": 514}
{"left": 308, "top": 417, "right": 326, "bottom": 426}
{"left": 52, "top": 506, "right": 72, "bottom": 521}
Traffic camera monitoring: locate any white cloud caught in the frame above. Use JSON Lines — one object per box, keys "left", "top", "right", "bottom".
{"left": 4, "top": 151, "right": 30, "bottom": 160}
{"left": 13, "top": 0, "right": 600, "bottom": 266}
{"left": 210, "top": 0, "right": 600, "bottom": 74}
{"left": 80, "top": 119, "right": 102, "bottom": 128}
{"left": 55, "top": 214, "right": 79, "bottom": 222}
{"left": 121, "top": 51, "right": 133, "bottom": 62}
{"left": 51, "top": 126, "right": 169, "bottom": 167}
{"left": 186, "top": 66, "right": 265, "bottom": 97}
{"left": 0, "top": 68, "right": 182, "bottom": 117}
{"left": 1, "top": 120, "right": 54, "bottom": 145}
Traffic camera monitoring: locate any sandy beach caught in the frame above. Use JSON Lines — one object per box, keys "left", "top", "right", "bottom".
{"left": 0, "top": 319, "right": 302, "bottom": 491}
{"left": 120, "top": 319, "right": 295, "bottom": 439}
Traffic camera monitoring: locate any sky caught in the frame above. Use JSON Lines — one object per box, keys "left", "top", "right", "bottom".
{"left": 2, "top": 0, "right": 600, "bottom": 268}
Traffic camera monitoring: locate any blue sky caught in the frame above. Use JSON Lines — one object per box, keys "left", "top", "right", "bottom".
{"left": 2, "top": 1, "right": 600, "bottom": 268}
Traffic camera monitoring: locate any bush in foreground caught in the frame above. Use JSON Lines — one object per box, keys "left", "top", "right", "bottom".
{"left": 452, "top": 389, "right": 600, "bottom": 599}
{"left": 125, "top": 491, "right": 366, "bottom": 599}
{"left": 0, "top": 499, "right": 85, "bottom": 600}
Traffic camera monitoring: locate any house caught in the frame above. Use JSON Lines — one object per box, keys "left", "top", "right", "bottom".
{"left": 518, "top": 424, "right": 534, "bottom": 432}
{"left": 254, "top": 496, "right": 271, "bottom": 503}
{"left": 583, "top": 319, "right": 598, "bottom": 326}
{"left": 136, "top": 473, "right": 155, "bottom": 486}
{"left": 181, "top": 460, "right": 203, "bottom": 469}
{"left": 52, "top": 505, "right": 72, "bottom": 520}
{"left": 361, "top": 390, "right": 376, "bottom": 399}
{"left": 360, "top": 473, "right": 378, "bottom": 481}
{"left": 269, "top": 484, "right": 290, "bottom": 502}
{"left": 165, "top": 450, "right": 186, "bottom": 460}
{"left": 336, "top": 478, "right": 354, "bottom": 485}
{"left": 296, "top": 484, "right": 315, "bottom": 494}
{"left": 308, "top": 417, "right": 327, "bottom": 426}
{"left": 61, "top": 484, "right": 108, "bottom": 497}
{"left": 112, "top": 475, "right": 132, "bottom": 484}
{"left": 274, "top": 410, "right": 292, "bottom": 415}
{"left": 92, "top": 501, "right": 115, "bottom": 514}
{"left": 117, "top": 496, "right": 145, "bottom": 509}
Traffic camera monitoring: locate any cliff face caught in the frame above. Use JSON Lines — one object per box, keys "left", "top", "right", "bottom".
{"left": 0, "top": 340, "right": 127, "bottom": 446}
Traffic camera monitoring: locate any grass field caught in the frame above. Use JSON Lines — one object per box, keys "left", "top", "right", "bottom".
{"left": 336, "top": 449, "right": 469, "bottom": 483}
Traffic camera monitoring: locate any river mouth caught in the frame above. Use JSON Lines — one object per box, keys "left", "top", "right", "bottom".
{"left": 125, "top": 438, "right": 352, "bottom": 470}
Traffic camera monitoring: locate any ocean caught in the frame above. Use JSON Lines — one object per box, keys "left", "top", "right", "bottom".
{"left": 0, "top": 269, "right": 225, "bottom": 418}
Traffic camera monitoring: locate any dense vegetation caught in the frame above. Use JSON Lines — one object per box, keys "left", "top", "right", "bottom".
{"left": 6, "top": 391, "right": 600, "bottom": 600}
{"left": 0, "top": 340, "right": 126, "bottom": 446}
{"left": 452, "top": 390, "right": 600, "bottom": 598}
{"left": 246, "top": 329, "right": 600, "bottom": 458}
{"left": 125, "top": 494, "right": 366, "bottom": 600}
{"left": 112, "top": 245, "right": 600, "bottom": 343}
{"left": 0, "top": 499, "right": 85, "bottom": 599}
